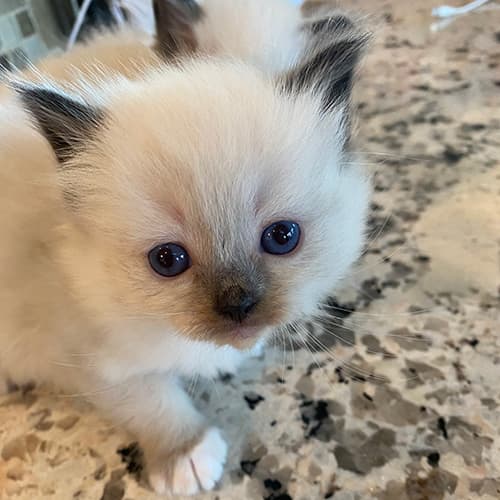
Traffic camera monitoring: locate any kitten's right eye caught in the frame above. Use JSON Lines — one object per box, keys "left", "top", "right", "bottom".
{"left": 148, "top": 243, "right": 191, "bottom": 277}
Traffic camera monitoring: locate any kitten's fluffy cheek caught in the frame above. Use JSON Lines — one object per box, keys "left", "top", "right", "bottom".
{"left": 286, "top": 278, "right": 336, "bottom": 318}
{"left": 278, "top": 226, "right": 369, "bottom": 319}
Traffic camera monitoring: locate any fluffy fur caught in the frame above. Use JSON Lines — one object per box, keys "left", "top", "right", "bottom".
{"left": 0, "top": 2, "right": 371, "bottom": 496}
{"left": 192, "top": 0, "right": 304, "bottom": 72}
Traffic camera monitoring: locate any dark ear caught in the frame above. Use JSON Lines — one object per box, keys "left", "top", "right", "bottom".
{"left": 12, "top": 83, "right": 103, "bottom": 163}
{"left": 281, "top": 13, "right": 370, "bottom": 112}
{"left": 153, "top": 0, "right": 204, "bottom": 60}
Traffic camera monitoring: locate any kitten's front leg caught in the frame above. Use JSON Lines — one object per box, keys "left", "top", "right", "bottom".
{"left": 89, "top": 373, "right": 227, "bottom": 496}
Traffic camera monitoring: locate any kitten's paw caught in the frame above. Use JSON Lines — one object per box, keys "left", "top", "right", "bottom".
{"left": 149, "top": 427, "right": 227, "bottom": 496}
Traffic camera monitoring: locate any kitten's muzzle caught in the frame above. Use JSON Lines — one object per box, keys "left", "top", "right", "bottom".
{"left": 214, "top": 285, "right": 259, "bottom": 324}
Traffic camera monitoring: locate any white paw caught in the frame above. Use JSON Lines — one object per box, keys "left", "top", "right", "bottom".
{"left": 149, "top": 428, "right": 228, "bottom": 496}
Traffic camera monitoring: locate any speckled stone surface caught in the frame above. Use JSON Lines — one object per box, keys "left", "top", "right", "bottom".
{"left": 1, "top": 2, "right": 499, "bottom": 499}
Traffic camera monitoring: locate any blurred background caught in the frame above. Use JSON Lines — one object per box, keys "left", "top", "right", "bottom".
{"left": 0, "top": 0, "right": 118, "bottom": 69}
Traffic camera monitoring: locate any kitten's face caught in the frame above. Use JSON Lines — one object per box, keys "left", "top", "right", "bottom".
{"left": 18, "top": 17, "right": 371, "bottom": 349}
{"left": 53, "top": 65, "right": 367, "bottom": 348}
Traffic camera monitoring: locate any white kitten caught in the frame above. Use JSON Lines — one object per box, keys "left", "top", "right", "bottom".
{"left": 0, "top": 7, "right": 371, "bottom": 497}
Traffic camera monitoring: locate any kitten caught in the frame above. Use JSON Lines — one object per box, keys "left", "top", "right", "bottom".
{"left": 0, "top": 8, "right": 371, "bottom": 499}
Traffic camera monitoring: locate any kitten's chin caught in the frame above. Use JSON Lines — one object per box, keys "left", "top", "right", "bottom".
{"left": 228, "top": 326, "right": 261, "bottom": 340}
{"left": 221, "top": 324, "right": 272, "bottom": 350}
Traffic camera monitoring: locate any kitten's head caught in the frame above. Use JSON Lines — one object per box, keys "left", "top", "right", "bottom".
{"left": 15, "top": 15, "right": 371, "bottom": 349}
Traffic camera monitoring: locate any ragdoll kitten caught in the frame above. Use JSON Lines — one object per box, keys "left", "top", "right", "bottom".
{"left": 0, "top": 10, "right": 370, "bottom": 498}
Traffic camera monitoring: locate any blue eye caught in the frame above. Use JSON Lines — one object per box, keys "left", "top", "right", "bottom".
{"left": 261, "top": 221, "right": 301, "bottom": 255}
{"left": 148, "top": 243, "right": 191, "bottom": 277}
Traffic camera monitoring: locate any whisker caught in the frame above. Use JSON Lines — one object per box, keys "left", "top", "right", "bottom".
{"left": 275, "top": 323, "right": 293, "bottom": 379}
{"left": 320, "top": 321, "right": 431, "bottom": 351}
{"left": 360, "top": 151, "right": 433, "bottom": 163}
{"left": 351, "top": 238, "right": 414, "bottom": 276}
{"left": 288, "top": 324, "right": 297, "bottom": 371}
{"left": 208, "top": 375, "right": 221, "bottom": 401}
{"left": 305, "top": 332, "right": 388, "bottom": 384}
{"left": 349, "top": 325, "right": 432, "bottom": 345}
{"left": 285, "top": 320, "right": 295, "bottom": 366}
{"left": 307, "top": 319, "right": 428, "bottom": 384}
{"left": 317, "top": 313, "right": 434, "bottom": 346}
{"left": 318, "top": 304, "right": 445, "bottom": 319}
{"left": 186, "top": 373, "right": 200, "bottom": 397}
{"left": 60, "top": 380, "right": 129, "bottom": 399}
{"left": 292, "top": 323, "right": 323, "bottom": 373}
{"left": 318, "top": 324, "right": 387, "bottom": 355}
{"left": 280, "top": 327, "right": 288, "bottom": 380}
{"left": 51, "top": 360, "right": 93, "bottom": 369}
{"left": 100, "top": 414, "right": 136, "bottom": 434}
{"left": 361, "top": 213, "right": 395, "bottom": 258}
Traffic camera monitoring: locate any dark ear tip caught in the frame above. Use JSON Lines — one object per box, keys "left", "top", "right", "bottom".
{"left": 8, "top": 80, "right": 48, "bottom": 112}
{"left": 9, "top": 81, "right": 104, "bottom": 163}
{"left": 302, "top": 7, "right": 373, "bottom": 67}
{"left": 5, "top": 78, "right": 29, "bottom": 94}
{"left": 280, "top": 9, "right": 372, "bottom": 114}
{"left": 7, "top": 79, "right": 60, "bottom": 105}
{"left": 309, "top": 15, "right": 354, "bottom": 35}
{"left": 301, "top": 4, "right": 374, "bottom": 45}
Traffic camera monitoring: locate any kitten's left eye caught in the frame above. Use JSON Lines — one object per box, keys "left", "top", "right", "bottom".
{"left": 261, "top": 221, "right": 301, "bottom": 255}
{"left": 148, "top": 243, "right": 191, "bottom": 277}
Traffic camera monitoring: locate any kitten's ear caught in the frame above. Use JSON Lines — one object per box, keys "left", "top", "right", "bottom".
{"left": 281, "top": 12, "right": 370, "bottom": 112}
{"left": 153, "top": 0, "right": 204, "bottom": 60}
{"left": 12, "top": 82, "right": 103, "bottom": 163}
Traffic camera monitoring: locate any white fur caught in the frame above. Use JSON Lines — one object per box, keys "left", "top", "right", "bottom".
{"left": 195, "top": 0, "right": 305, "bottom": 73}
{"left": 150, "top": 427, "right": 228, "bottom": 495}
{"left": 0, "top": 2, "right": 370, "bottom": 496}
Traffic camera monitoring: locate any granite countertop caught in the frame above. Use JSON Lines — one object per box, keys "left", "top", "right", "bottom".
{"left": 1, "top": 1, "right": 499, "bottom": 499}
